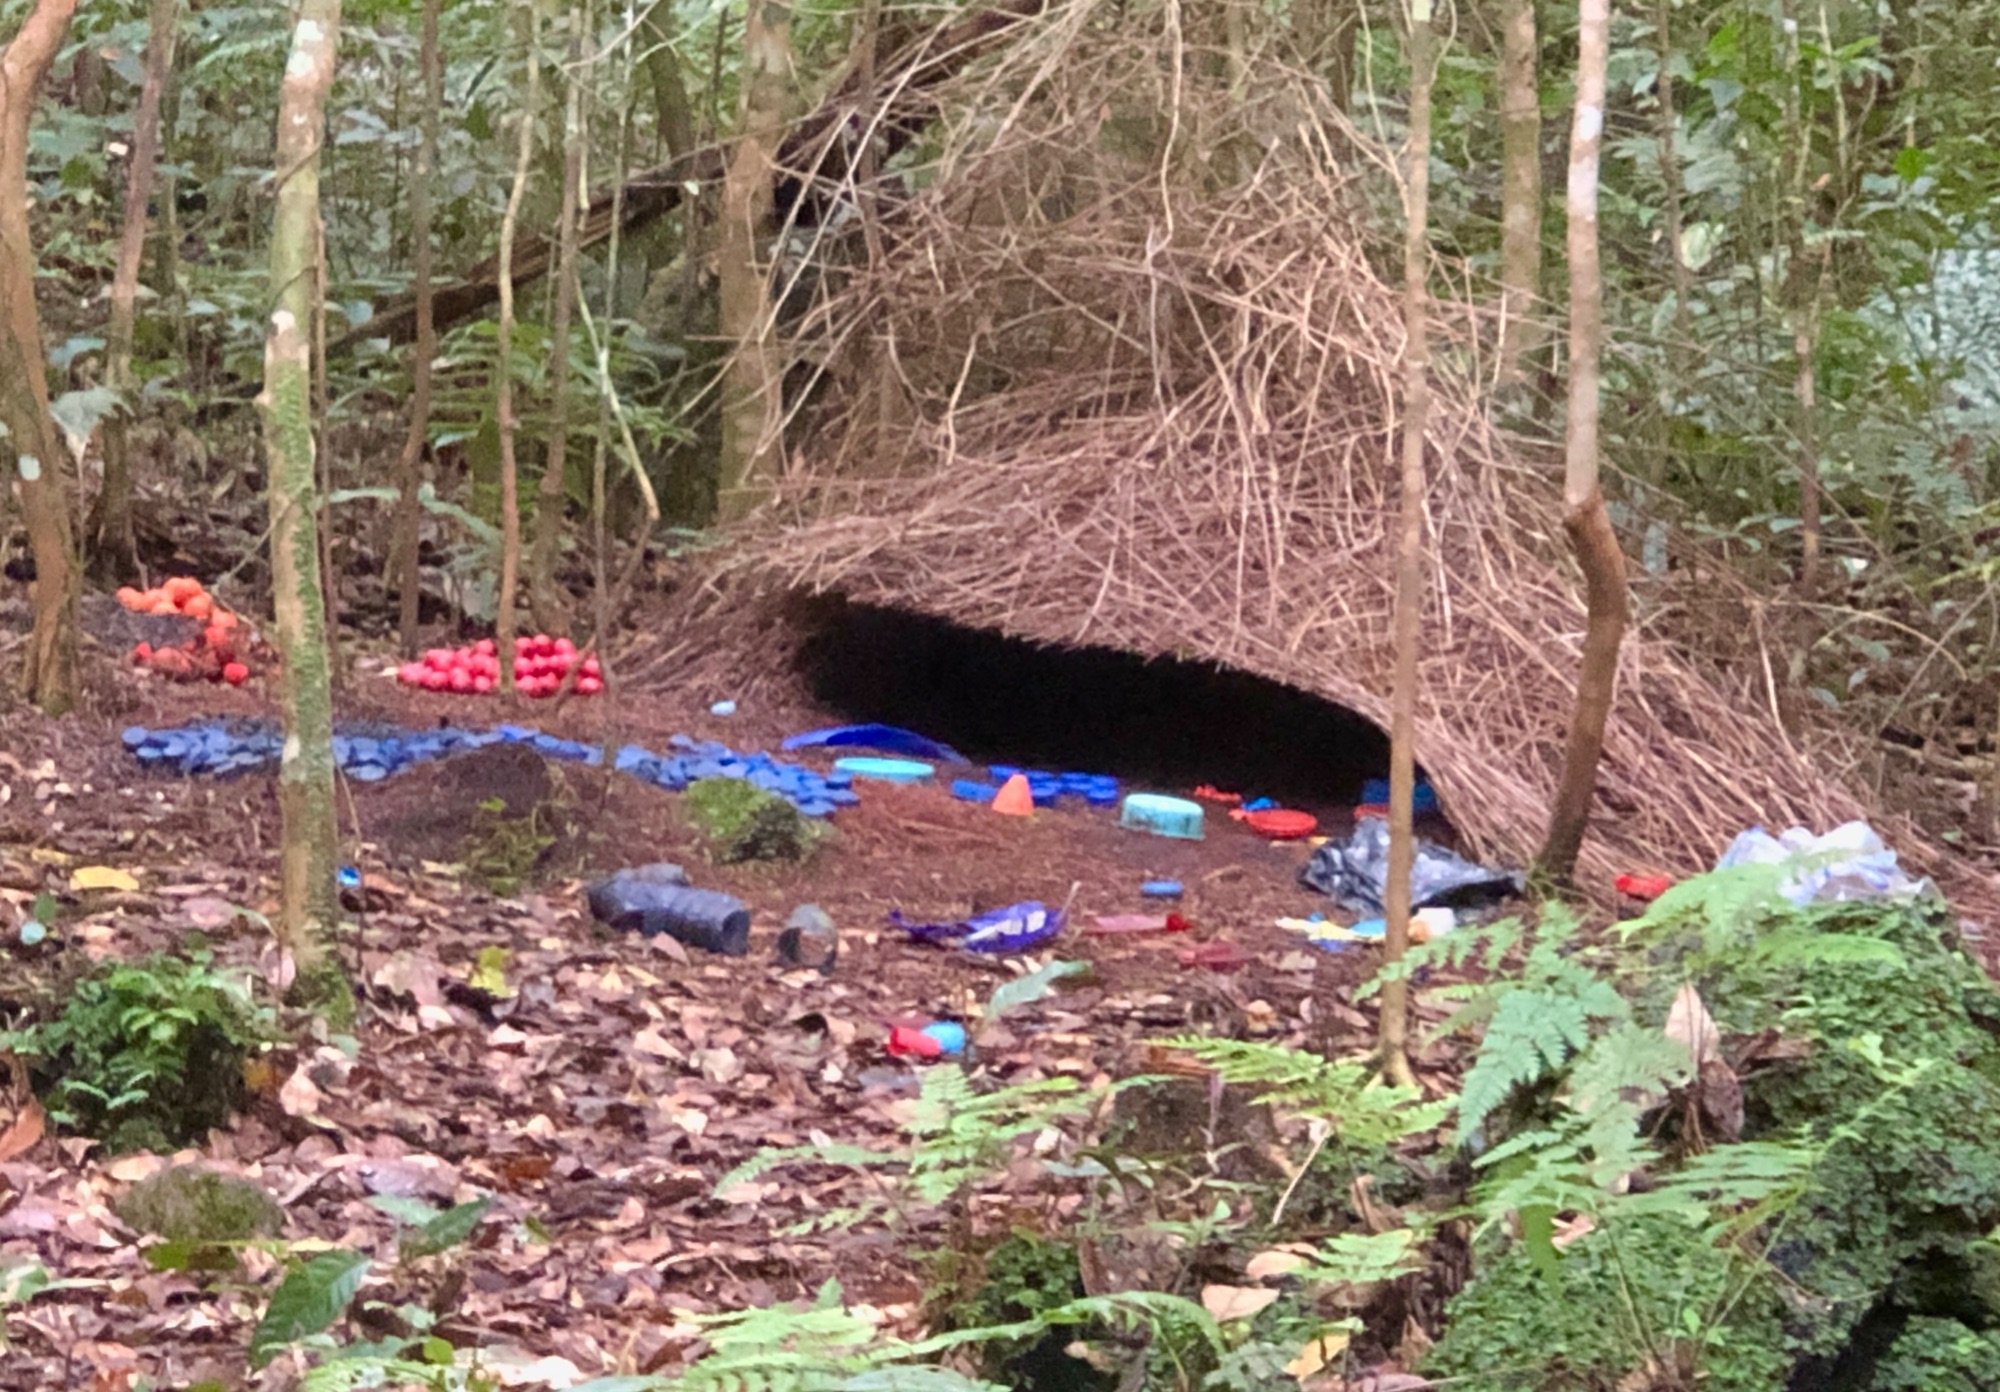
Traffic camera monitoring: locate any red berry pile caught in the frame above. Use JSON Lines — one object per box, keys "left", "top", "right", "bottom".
{"left": 396, "top": 634, "right": 602, "bottom": 698}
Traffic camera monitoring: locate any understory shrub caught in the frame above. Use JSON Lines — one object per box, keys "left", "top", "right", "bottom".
{"left": 0, "top": 951, "right": 270, "bottom": 1153}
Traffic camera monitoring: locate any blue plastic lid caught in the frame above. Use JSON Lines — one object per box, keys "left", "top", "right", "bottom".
{"left": 951, "top": 779, "right": 1001, "bottom": 802}
{"left": 1140, "top": 880, "right": 1184, "bottom": 898}
{"left": 833, "top": 756, "right": 936, "bottom": 785}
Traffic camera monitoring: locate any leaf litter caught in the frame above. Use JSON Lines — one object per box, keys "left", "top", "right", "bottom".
{"left": 0, "top": 676, "right": 1390, "bottom": 1389}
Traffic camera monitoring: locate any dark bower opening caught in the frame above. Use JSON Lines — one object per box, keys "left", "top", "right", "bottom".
{"left": 794, "top": 597, "right": 1409, "bottom": 814}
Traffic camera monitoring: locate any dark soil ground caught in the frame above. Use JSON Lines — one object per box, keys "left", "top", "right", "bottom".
{"left": 0, "top": 621, "right": 1454, "bottom": 1391}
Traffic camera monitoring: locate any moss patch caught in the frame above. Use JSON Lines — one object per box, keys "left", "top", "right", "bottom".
{"left": 684, "top": 777, "right": 816, "bottom": 863}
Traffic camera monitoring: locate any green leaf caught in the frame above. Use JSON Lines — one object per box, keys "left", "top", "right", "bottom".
{"left": 402, "top": 1198, "right": 494, "bottom": 1259}
{"left": 985, "top": 961, "right": 1087, "bottom": 1022}
{"left": 249, "top": 1249, "right": 370, "bottom": 1368}
{"left": 366, "top": 1195, "right": 438, "bottom": 1227}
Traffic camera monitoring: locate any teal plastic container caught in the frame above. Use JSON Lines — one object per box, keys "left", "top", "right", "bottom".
{"left": 832, "top": 756, "right": 936, "bottom": 784}
{"left": 1119, "top": 793, "right": 1205, "bottom": 840}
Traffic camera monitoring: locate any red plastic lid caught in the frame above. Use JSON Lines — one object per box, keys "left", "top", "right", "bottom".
{"left": 1615, "top": 873, "right": 1674, "bottom": 902}
{"left": 1244, "top": 808, "right": 1318, "bottom": 840}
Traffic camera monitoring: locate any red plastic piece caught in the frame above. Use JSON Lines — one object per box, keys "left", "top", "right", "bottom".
{"left": 222, "top": 662, "right": 249, "bottom": 687}
{"left": 1178, "top": 940, "right": 1252, "bottom": 972}
{"left": 1243, "top": 808, "right": 1318, "bottom": 840}
{"left": 1615, "top": 873, "right": 1674, "bottom": 902}
{"left": 1354, "top": 803, "right": 1389, "bottom": 820}
{"left": 1192, "top": 785, "right": 1243, "bottom": 805}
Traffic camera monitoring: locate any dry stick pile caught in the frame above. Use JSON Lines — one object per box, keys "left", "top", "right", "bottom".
{"left": 637, "top": 0, "right": 1995, "bottom": 926}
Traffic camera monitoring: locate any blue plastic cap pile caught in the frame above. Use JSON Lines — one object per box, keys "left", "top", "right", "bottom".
{"left": 612, "top": 737, "right": 858, "bottom": 818}
{"left": 1359, "top": 777, "right": 1440, "bottom": 814}
{"left": 123, "top": 721, "right": 858, "bottom": 817}
{"left": 974, "top": 765, "right": 1121, "bottom": 808}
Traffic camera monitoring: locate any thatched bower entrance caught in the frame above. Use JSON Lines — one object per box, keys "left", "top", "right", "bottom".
{"left": 795, "top": 596, "right": 1401, "bottom": 814}
{"left": 635, "top": 0, "right": 1994, "bottom": 921}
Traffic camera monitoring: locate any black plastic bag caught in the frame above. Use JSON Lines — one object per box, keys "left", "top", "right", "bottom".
{"left": 1299, "top": 818, "right": 1522, "bottom": 914}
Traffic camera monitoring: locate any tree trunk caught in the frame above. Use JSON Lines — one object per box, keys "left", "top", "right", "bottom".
{"left": 260, "top": 0, "right": 349, "bottom": 1020}
{"left": 1652, "top": 0, "right": 1694, "bottom": 402}
{"left": 716, "top": 0, "right": 793, "bottom": 523}
{"left": 0, "top": 0, "right": 80, "bottom": 715}
{"left": 494, "top": 1, "right": 538, "bottom": 690}
{"left": 531, "top": 4, "right": 586, "bottom": 634}
{"left": 1780, "top": 0, "right": 1821, "bottom": 596}
{"left": 640, "top": 0, "right": 695, "bottom": 159}
{"left": 1538, "top": 0, "right": 1629, "bottom": 886}
{"left": 391, "top": 0, "right": 440, "bottom": 658}
{"left": 88, "top": 0, "right": 177, "bottom": 584}
{"left": 1495, "top": 0, "right": 1540, "bottom": 391}
{"left": 1380, "top": 0, "right": 1435, "bottom": 1091}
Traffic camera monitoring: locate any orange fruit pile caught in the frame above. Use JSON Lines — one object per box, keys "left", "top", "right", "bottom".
{"left": 119, "top": 578, "right": 251, "bottom": 686}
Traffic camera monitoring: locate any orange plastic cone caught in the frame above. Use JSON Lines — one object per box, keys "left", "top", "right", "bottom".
{"left": 991, "top": 773, "right": 1035, "bottom": 816}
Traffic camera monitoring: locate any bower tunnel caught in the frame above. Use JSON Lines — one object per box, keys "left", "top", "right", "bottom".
{"left": 794, "top": 598, "right": 1430, "bottom": 818}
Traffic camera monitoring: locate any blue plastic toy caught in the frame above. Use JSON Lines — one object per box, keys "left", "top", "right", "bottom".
{"left": 889, "top": 900, "right": 1066, "bottom": 954}
{"left": 782, "top": 723, "right": 967, "bottom": 764}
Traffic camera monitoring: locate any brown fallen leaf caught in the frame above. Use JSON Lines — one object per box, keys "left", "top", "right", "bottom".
{"left": 1201, "top": 1284, "right": 1280, "bottom": 1321}
{"left": 0, "top": 1094, "right": 44, "bottom": 1164}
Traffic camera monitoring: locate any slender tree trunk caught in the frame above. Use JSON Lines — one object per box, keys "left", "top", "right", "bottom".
{"left": 715, "top": 0, "right": 792, "bottom": 523}
{"left": 495, "top": 3, "right": 539, "bottom": 692}
{"left": 1653, "top": 0, "right": 1694, "bottom": 397}
{"left": 1495, "top": 0, "right": 1540, "bottom": 391}
{"left": 531, "top": 4, "right": 586, "bottom": 634}
{"left": 1538, "top": 0, "right": 1628, "bottom": 886}
{"left": 640, "top": 0, "right": 695, "bottom": 158}
{"left": 1380, "top": 0, "right": 1435, "bottom": 1091}
{"left": 261, "top": 0, "right": 349, "bottom": 1020}
{"left": 1780, "top": 0, "right": 1821, "bottom": 595}
{"left": 0, "top": 0, "right": 80, "bottom": 715}
{"left": 89, "top": 0, "right": 177, "bottom": 584}
{"left": 392, "top": 0, "right": 440, "bottom": 658}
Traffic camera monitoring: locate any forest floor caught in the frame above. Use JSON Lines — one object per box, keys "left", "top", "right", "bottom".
{"left": 0, "top": 617, "right": 1454, "bottom": 1391}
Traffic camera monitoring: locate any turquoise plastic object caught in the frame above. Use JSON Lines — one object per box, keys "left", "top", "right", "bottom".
{"left": 834, "top": 756, "right": 936, "bottom": 784}
{"left": 1119, "top": 793, "right": 1205, "bottom": 841}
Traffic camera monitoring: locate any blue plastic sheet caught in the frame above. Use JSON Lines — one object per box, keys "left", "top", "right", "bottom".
{"left": 123, "top": 720, "right": 860, "bottom": 817}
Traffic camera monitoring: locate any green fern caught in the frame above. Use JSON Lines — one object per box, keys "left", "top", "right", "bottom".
{"left": 713, "top": 1067, "right": 1091, "bottom": 1227}
{"left": 1154, "top": 1036, "right": 1449, "bottom": 1147}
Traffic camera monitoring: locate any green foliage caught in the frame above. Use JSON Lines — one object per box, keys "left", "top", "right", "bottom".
{"left": 1426, "top": 1215, "right": 1792, "bottom": 1392}
{"left": 462, "top": 796, "right": 557, "bottom": 897}
{"left": 1872, "top": 1318, "right": 2000, "bottom": 1392}
{"left": 0, "top": 952, "right": 271, "bottom": 1153}
{"left": 1154, "top": 1035, "right": 1448, "bottom": 1151}
{"left": 715, "top": 1067, "right": 1092, "bottom": 1233}
{"left": 684, "top": 777, "right": 816, "bottom": 864}
{"left": 251, "top": 1250, "right": 371, "bottom": 1369}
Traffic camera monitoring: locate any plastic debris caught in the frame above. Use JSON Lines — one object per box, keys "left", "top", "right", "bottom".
{"left": 833, "top": 756, "right": 935, "bottom": 785}
{"left": 587, "top": 866, "right": 751, "bottom": 956}
{"left": 889, "top": 900, "right": 1066, "bottom": 953}
{"left": 992, "top": 773, "right": 1035, "bottom": 816}
{"left": 121, "top": 579, "right": 253, "bottom": 685}
{"left": 781, "top": 723, "right": 967, "bottom": 764}
{"left": 1241, "top": 808, "right": 1317, "bottom": 840}
{"left": 710, "top": 700, "right": 737, "bottom": 717}
{"left": 1140, "top": 879, "right": 1184, "bottom": 899}
{"left": 777, "top": 904, "right": 839, "bottom": 973}
{"left": 990, "top": 765, "right": 1120, "bottom": 807}
{"left": 887, "top": 1022, "right": 966, "bottom": 1060}
{"left": 1192, "top": 785, "right": 1242, "bottom": 805}
{"left": 1615, "top": 872, "right": 1674, "bottom": 902}
{"left": 1413, "top": 906, "right": 1456, "bottom": 942}
{"left": 1178, "top": 940, "right": 1252, "bottom": 972}
{"left": 1241, "top": 796, "right": 1279, "bottom": 813}
{"left": 1086, "top": 913, "right": 1192, "bottom": 936}
{"left": 1713, "top": 821, "right": 1933, "bottom": 907}
{"left": 1300, "top": 817, "right": 1523, "bottom": 914}
{"left": 1359, "top": 778, "right": 1439, "bottom": 815}
{"left": 1119, "top": 793, "right": 1205, "bottom": 840}
{"left": 123, "top": 721, "right": 859, "bottom": 817}
{"left": 951, "top": 778, "right": 1001, "bottom": 803}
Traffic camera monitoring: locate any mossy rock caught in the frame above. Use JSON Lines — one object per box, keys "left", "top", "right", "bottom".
{"left": 118, "top": 1165, "right": 285, "bottom": 1245}
{"left": 684, "top": 777, "right": 814, "bottom": 864}
{"left": 1425, "top": 1214, "right": 1790, "bottom": 1392}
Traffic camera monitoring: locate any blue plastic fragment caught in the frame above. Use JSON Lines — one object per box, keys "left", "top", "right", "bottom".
{"left": 782, "top": 723, "right": 967, "bottom": 764}
{"left": 1243, "top": 797, "right": 1279, "bottom": 812}
{"left": 1359, "top": 778, "right": 1438, "bottom": 813}
{"left": 1140, "top": 880, "right": 1184, "bottom": 899}
{"left": 951, "top": 779, "right": 1001, "bottom": 803}
{"left": 921, "top": 1022, "right": 968, "bottom": 1056}
{"left": 337, "top": 866, "right": 362, "bottom": 889}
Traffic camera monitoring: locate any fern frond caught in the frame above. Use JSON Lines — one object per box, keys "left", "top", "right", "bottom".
{"left": 1037, "top": 1290, "right": 1225, "bottom": 1354}
{"left": 1565, "top": 1024, "right": 1693, "bottom": 1121}
{"left": 1154, "top": 1037, "right": 1445, "bottom": 1147}
{"left": 714, "top": 1143, "right": 898, "bottom": 1197}
{"left": 1459, "top": 990, "right": 1593, "bottom": 1140}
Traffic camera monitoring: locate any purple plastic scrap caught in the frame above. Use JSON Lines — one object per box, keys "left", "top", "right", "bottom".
{"left": 888, "top": 900, "right": 1066, "bottom": 953}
